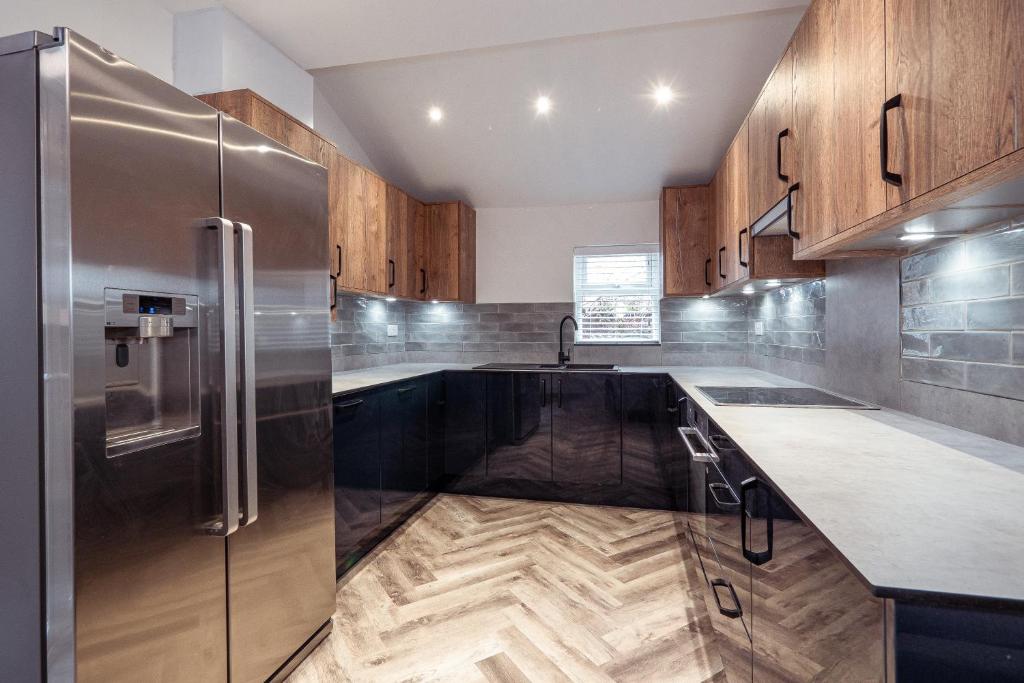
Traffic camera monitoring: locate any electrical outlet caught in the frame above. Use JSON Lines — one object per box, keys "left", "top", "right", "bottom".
{"left": 387, "top": 324, "right": 398, "bottom": 337}
{"left": 754, "top": 321, "right": 765, "bottom": 336}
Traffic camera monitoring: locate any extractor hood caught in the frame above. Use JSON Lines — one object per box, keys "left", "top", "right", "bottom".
{"left": 751, "top": 183, "right": 800, "bottom": 238}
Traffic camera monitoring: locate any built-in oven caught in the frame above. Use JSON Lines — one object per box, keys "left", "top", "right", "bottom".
{"left": 677, "top": 397, "right": 753, "bottom": 679}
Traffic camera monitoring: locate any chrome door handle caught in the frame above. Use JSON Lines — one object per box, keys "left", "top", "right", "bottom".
{"left": 205, "top": 217, "right": 240, "bottom": 537}
{"left": 235, "top": 221, "right": 258, "bottom": 527}
{"left": 678, "top": 426, "right": 718, "bottom": 463}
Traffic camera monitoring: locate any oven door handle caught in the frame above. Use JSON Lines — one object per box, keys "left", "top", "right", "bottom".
{"left": 678, "top": 426, "right": 718, "bottom": 464}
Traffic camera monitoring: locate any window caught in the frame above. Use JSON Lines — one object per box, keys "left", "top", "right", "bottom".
{"left": 572, "top": 244, "right": 661, "bottom": 343}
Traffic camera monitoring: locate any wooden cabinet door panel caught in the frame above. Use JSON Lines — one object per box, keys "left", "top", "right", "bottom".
{"left": 728, "top": 120, "right": 750, "bottom": 285}
{"left": 885, "top": 0, "right": 1023, "bottom": 207}
{"left": 458, "top": 203, "right": 476, "bottom": 304}
{"left": 364, "top": 171, "right": 388, "bottom": 293}
{"left": 427, "top": 202, "right": 459, "bottom": 301}
{"left": 661, "top": 186, "right": 710, "bottom": 297}
{"left": 792, "top": 0, "right": 885, "bottom": 253}
{"left": 412, "top": 198, "right": 428, "bottom": 300}
{"left": 386, "top": 184, "right": 415, "bottom": 298}
{"left": 749, "top": 48, "right": 794, "bottom": 225}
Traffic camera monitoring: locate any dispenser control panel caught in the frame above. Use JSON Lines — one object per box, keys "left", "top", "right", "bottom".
{"left": 104, "top": 288, "right": 197, "bottom": 328}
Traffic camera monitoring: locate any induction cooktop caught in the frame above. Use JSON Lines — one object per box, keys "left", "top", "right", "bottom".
{"left": 695, "top": 386, "right": 877, "bottom": 409}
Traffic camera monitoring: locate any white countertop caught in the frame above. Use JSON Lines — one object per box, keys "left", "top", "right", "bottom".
{"left": 331, "top": 363, "right": 1024, "bottom": 605}
{"left": 670, "top": 367, "right": 1024, "bottom": 606}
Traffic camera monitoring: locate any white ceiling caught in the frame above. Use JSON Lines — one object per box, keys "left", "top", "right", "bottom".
{"left": 157, "top": 1, "right": 807, "bottom": 69}
{"left": 159, "top": 1, "right": 808, "bottom": 207}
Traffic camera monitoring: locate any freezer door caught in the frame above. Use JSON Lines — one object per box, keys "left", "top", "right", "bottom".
{"left": 220, "top": 116, "right": 335, "bottom": 682}
{"left": 55, "top": 31, "right": 230, "bottom": 681}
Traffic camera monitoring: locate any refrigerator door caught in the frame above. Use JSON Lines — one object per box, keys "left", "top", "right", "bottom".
{"left": 220, "top": 116, "right": 335, "bottom": 682}
{"left": 56, "top": 31, "right": 231, "bottom": 681}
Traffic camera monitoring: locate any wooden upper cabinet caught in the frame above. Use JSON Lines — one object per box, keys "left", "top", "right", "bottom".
{"left": 332, "top": 153, "right": 387, "bottom": 294}
{"left": 885, "top": 0, "right": 1023, "bottom": 207}
{"left": 791, "top": 0, "right": 886, "bottom": 255}
{"left": 196, "top": 89, "right": 333, "bottom": 167}
{"left": 386, "top": 184, "right": 417, "bottom": 299}
{"left": 661, "top": 186, "right": 710, "bottom": 297}
{"left": 424, "top": 202, "right": 476, "bottom": 303}
{"left": 711, "top": 119, "right": 750, "bottom": 289}
{"left": 748, "top": 46, "right": 794, "bottom": 224}
{"left": 409, "top": 196, "right": 428, "bottom": 300}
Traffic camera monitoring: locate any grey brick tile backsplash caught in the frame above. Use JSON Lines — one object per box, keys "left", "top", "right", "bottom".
{"left": 900, "top": 221, "right": 1024, "bottom": 402}
{"left": 748, "top": 279, "right": 827, "bottom": 367}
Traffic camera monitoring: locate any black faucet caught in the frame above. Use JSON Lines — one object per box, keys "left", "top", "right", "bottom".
{"left": 557, "top": 315, "right": 579, "bottom": 365}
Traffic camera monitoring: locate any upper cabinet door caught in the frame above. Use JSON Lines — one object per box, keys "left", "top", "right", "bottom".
{"left": 728, "top": 119, "right": 750, "bottom": 285}
{"left": 427, "top": 202, "right": 459, "bottom": 301}
{"left": 748, "top": 47, "right": 794, "bottom": 225}
{"left": 385, "top": 184, "right": 416, "bottom": 298}
{"left": 661, "top": 186, "right": 710, "bottom": 297}
{"left": 885, "top": 0, "right": 1023, "bottom": 207}
{"left": 792, "top": 0, "right": 886, "bottom": 253}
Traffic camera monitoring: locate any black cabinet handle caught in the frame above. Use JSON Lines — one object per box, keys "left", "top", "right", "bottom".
{"left": 738, "top": 228, "right": 748, "bottom": 268}
{"left": 704, "top": 258, "right": 711, "bottom": 287}
{"left": 557, "top": 379, "right": 563, "bottom": 408}
{"left": 388, "top": 259, "right": 396, "bottom": 288}
{"left": 397, "top": 386, "right": 415, "bottom": 395}
{"left": 718, "top": 247, "right": 726, "bottom": 280}
{"left": 741, "top": 477, "right": 774, "bottom": 566}
{"left": 540, "top": 378, "right": 547, "bottom": 407}
{"left": 776, "top": 128, "right": 790, "bottom": 182}
{"left": 419, "top": 268, "right": 426, "bottom": 295}
{"left": 329, "top": 274, "right": 337, "bottom": 311}
{"left": 335, "top": 245, "right": 342, "bottom": 277}
{"left": 786, "top": 182, "right": 801, "bottom": 239}
{"left": 710, "top": 578, "right": 742, "bottom": 619}
{"left": 880, "top": 94, "right": 903, "bottom": 187}
{"left": 334, "top": 398, "right": 364, "bottom": 412}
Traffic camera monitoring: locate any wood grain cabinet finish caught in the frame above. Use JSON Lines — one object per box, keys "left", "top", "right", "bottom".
{"left": 791, "top": 0, "right": 886, "bottom": 255}
{"left": 884, "top": 0, "right": 1024, "bottom": 208}
{"left": 424, "top": 201, "right": 476, "bottom": 303}
{"left": 196, "top": 89, "right": 334, "bottom": 167}
{"left": 748, "top": 46, "right": 795, "bottom": 225}
{"left": 332, "top": 153, "right": 387, "bottom": 295}
{"left": 708, "top": 122, "right": 750, "bottom": 290}
{"left": 385, "top": 184, "right": 419, "bottom": 299}
{"left": 661, "top": 186, "right": 711, "bottom": 296}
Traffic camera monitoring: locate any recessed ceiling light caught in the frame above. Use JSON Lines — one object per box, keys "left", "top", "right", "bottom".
{"left": 427, "top": 106, "right": 443, "bottom": 123}
{"left": 653, "top": 84, "right": 676, "bottom": 107}
{"left": 534, "top": 96, "right": 552, "bottom": 115}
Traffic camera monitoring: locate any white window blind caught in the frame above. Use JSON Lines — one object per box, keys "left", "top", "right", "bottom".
{"left": 572, "top": 244, "right": 661, "bottom": 343}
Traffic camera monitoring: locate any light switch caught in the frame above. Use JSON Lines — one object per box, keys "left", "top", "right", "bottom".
{"left": 754, "top": 321, "right": 765, "bottom": 336}
{"left": 387, "top": 324, "right": 398, "bottom": 337}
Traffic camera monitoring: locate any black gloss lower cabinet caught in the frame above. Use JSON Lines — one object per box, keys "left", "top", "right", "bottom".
{"left": 486, "top": 372, "right": 552, "bottom": 481}
{"left": 552, "top": 373, "right": 622, "bottom": 485}
{"left": 332, "top": 393, "right": 381, "bottom": 575}
{"left": 444, "top": 371, "right": 486, "bottom": 477}
{"left": 621, "top": 375, "right": 679, "bottom": 508}
{"left": 743, "top": 476, "right": 885, "bottom": 682}
{"left": 380, "top": 382, "right": 428, "bottom": 528}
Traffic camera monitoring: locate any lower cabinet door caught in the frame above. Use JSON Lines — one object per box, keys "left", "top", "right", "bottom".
{"left": 444, "top": 372, "right": 487, "bottom": 476}
{"left": 621, "top": 375, "right": 676, "bottom": 507}
{"left": 333, "top": 392, "right": 381, "bottom": 574}
{"left": 381, "top": 381, "right": 428, "bottom": 527}
{"left": 426, "top": 373, "right": 445, "bottom": 489}
{"left": 485, "top": 372, "right": 552, "bottom": 480}
{"left": 743, "top": 476, "right": 885, "bottom": 682}
{"left": 552, "top": 373, "right": 622, "bottom": 485}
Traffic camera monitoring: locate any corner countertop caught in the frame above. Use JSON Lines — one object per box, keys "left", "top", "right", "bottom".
{"left": 331, "top": 363, "right": 1024, "bottom": 606}
{"left": 670, "top": 366, "right": 1024, "bottom": 607}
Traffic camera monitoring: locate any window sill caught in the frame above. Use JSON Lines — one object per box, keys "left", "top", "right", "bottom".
{"left": 573, "top": 341, "right": 661, "bottom": 347}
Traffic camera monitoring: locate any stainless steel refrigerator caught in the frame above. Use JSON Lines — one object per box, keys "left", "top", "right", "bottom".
{"left": 0, "top": 28, "right": 335, "bottom": 682}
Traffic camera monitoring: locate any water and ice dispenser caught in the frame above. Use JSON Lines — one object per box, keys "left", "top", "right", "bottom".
{"left": 104, "top": 288, "right": 200, "bottom": 456}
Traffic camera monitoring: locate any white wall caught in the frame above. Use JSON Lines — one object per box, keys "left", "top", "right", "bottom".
{"left": 0, "top": 0, "right": 174, "bottom": 82}
{"left": 173, "top": 7, "right": 315, "bottom": 126}
{"left": 313, "top": 85, "right": 377, "bottom": 171}
{"left": 475, "top": 200, "right": 660, "bottom": 303}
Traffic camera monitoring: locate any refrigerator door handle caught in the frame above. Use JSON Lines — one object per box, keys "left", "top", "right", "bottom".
{"left": 205, "top": 217, "right": 240, "bottom": 537}
{"left": 235, "top": 221, "right": 258, "bottom": 526}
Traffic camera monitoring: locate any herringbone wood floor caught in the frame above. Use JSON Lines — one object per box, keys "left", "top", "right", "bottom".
{"left": 288, "top": 494, "right": 727, "bottom": 683}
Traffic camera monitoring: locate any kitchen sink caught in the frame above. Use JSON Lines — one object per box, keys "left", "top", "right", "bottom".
{"left": 472, "top": 362, "right": 618, "bottom": 372}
